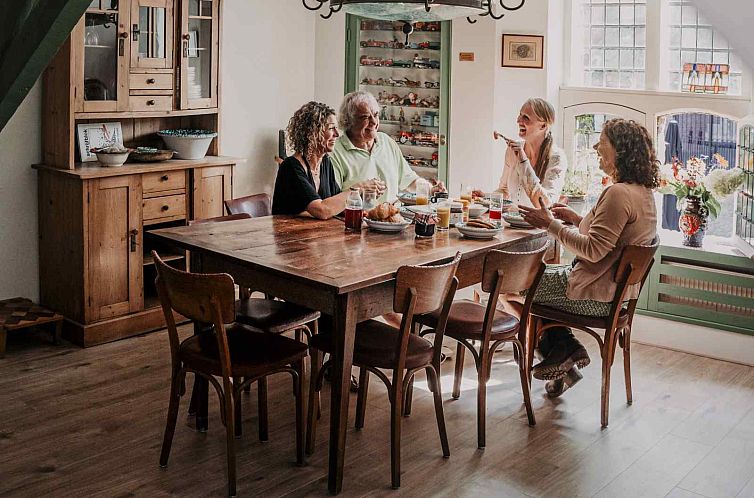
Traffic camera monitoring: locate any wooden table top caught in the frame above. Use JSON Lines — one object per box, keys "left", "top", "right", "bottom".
{"left": 148, "top": 216, "right": 544, "bottom": 294}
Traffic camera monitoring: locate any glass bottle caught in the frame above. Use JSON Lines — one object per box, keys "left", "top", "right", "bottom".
{"left": 344, "top": 187, "right": 363, "bottom": 232}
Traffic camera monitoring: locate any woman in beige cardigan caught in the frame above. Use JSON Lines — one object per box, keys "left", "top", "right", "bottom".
{"left": 519, "top": 119, "right": 659, "bottom": 396}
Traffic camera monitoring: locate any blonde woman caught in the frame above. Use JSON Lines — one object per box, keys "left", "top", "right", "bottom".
{"left": 495, "top": 98, "right": 567, "bottom": 207}
{"left": 272, "top": 101, "right": 384, "bottom": 218}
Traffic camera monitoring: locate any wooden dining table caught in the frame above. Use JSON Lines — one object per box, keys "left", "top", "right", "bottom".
{"left": 148, "top": 215, "right": 546, "bottom": 494}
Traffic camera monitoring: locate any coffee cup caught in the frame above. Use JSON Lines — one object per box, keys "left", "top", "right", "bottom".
{"left": 430, "top": 192, "right": 449, "bottom": 203}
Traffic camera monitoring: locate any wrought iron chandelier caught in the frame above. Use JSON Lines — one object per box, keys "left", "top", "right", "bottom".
{"left": 302, "top": 0, "right": 526, "bottom": 23}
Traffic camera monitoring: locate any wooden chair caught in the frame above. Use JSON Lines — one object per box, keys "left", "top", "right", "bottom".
{"left": 187, "top": 214, "right": 320, "bottom": 440}
{"left": 153, "top": 251, "right": 307, "bottom": 498}
{"left": 528, "top": 239, "right": 659, "bottom": 428}
{"left": 415, "top": 242, "right": 549, "bottom": 449}
{"left": 306, "top": 253, "right": 461, "bottom": 489}
{"left": 224, "top": 193, "right": 272, "bottom": 218}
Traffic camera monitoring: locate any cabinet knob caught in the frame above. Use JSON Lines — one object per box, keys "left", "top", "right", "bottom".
{"left": 119, "top": 32, "right": 129, "bottom": 39}
{"left": 160, "top": 174, "right": 169, "bottom": 181}
{"left": 146, "top": 99, "right": 155, "bottom": 106}
{"left": 147, "top": 78, "right": 156, "bottom": 84}
{"left": 182, "top": 34, "right": 191, "bottom": 41}
{"left": 161, "top": 205, "right": 169, "bottom": 212}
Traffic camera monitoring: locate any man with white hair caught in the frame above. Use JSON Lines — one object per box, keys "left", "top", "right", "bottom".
{"left": 330, "top": 91, "right": 445, "bottom": 201}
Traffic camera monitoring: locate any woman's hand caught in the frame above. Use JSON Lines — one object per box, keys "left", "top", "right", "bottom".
{"left": 551, "top": 203, "right": 582, "bottom": 226}
{"left": 507, "top": 139, "right": 528, "bottom": 163}
{"left": 518, "top": 204, "right": 554, "bottom": 229}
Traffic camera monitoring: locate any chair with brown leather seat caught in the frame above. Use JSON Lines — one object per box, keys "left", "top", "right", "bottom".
{"left": 153, "top": 251, "right": 307, "bottom": 498}
{"left": 224, "top": 193, "right": 272, "bottom": 218}
{"left": 187, "top": 214, "right": 320, "bottom": 440}
{"left": 415, "top": 242, "right": 548, "bottom": 449}
{"left": 528, "top": 239, "right": 659, "bottom": 428}
{"left": 306, "top": 253, "right": 461, "bottom": 489}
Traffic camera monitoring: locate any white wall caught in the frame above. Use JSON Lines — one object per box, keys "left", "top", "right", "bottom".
{"left": 220, "top": 0, "right": 316, "bottom": 198}
{"left": 0, "top": 82, "right": 42, "bottom": 300}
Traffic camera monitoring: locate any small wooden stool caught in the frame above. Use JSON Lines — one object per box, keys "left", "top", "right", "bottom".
{"left": 0, "top": 298, "right": 63, "bottom": 357}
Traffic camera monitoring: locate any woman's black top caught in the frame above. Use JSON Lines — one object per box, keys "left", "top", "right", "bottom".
{"left": 272, "top": 155, "right": 341, "bottom": 215}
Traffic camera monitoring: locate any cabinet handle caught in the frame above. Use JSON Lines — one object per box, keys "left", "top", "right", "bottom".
{"left": 183, "top": 40, "right": 188, "bottom": 58}
{"left": 118, "top": 31, "right": 128, "bottom": 56}
{"left": 146, "top": 99, "right": 155, "bottom": 106}
{"left": 147, "top": 78, "right": 156, "bottom": 84}
{"left": 161, "top": 205, "right": 169, "bottom": 212}
{"left": 129, "top": 229, "right": 138, "bottom": 252}
{"left": 160, "top": 174, "right": 169, "bottom": 181}
{"left": 439, "top": 134, "right": 447, "bottom": 146}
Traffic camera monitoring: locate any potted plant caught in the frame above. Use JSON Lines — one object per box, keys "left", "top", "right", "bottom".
{"left": 658, "top": 154, "right": 745, "bottom": 247}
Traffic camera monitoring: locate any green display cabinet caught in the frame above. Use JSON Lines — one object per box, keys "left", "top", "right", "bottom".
{"left": 344, "top": 15, "right": 452, "bottom": 185}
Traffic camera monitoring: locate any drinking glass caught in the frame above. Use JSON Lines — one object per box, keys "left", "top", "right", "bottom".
{"left": 436, "top": 201, "right": 451, "bottom": 231}
{"left": 489, "top": 192, "right": 503, "bottom": 226}
{"left": 362, "top": 187, "right": 378, "bottom": 211}
{"left": 460, "top": 183, "right": 473, "bottom": 203}
{"left": 415, "top": 179, "right": 430, "bottom": 205}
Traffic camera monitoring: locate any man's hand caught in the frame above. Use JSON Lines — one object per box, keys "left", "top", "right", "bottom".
{"left": 430, "top": 179, "right": 446, "bottom": 194}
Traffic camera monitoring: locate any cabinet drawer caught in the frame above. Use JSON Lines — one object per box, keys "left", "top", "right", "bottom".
{"left": 130, "top": 95, "right": 172, "bottom": 112}
{"left": 143, "top": 194, "right": 186, "bottom": 223}
{"left": 142, "top": 171, "right": 186, "bottom": 196}
{"left": 129, "top": 73, "right": 173, "bottom": 90}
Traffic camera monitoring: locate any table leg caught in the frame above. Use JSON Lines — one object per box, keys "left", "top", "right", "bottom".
{"left": 328, "top": 293, "right": 356, "bottom": 494}
{"left": 52, "top": 320, "right": 62, "bottom": 345}
{"left": 0, "top": 327, "right": 6, "bottom": 358}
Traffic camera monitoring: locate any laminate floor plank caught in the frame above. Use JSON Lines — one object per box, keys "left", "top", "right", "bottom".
{"left": 1, "top": 325, "right": 752, "bottom": 498}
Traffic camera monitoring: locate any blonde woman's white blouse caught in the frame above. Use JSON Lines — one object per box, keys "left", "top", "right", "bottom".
{"left": 497, "top": 144, "right": 567, "bottom": 207}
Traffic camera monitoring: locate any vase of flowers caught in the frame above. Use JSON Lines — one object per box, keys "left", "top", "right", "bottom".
{"left": 659, "top": 154, "right": 745, "bottom": 248}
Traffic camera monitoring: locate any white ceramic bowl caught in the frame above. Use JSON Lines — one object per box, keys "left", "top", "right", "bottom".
{"left": 94, "top": 150, "right": 131, "bottom": 167}
{"left": 468, "top": 203, "right": 488, "bottom": 218}
{"left": 158, "top": 130, "right": 217, "bottom": 159}
{"left": 364, "top": 218, "right": 411, "bottom": 233}
{"left": 455, "top": 222, "right": 504, "bottom": 240}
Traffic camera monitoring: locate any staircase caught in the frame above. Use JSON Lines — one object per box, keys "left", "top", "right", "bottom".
{"left": 0, "top": 0, "right": 90, "bottom": 133}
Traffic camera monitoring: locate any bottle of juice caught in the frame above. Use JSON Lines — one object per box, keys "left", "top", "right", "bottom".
{"left": 344, "top": 187, "right": 363, "bottom": 232}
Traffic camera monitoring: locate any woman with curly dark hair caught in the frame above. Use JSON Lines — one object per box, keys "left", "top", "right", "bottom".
{"left": 519, "top": 118, "right": 659, "bottom": 396}
{"left": 272, "top": 101, "right": 385, "bottom": 218}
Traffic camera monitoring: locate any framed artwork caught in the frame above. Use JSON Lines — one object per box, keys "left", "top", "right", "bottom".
{"left": 502, "top": 34, "right": 544, "bottom": 69}
{"left": 76, "top": 122, "right": 123, "bottom": 162}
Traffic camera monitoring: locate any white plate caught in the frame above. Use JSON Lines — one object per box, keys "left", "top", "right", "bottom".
{"left": 364, "top": 218, "right": 411, "bottom": 233}
{"left": 503, "top": 212, "right": 533, "bottom": 229}
{"left": 398, "top": 192, "right": 417, "bottom": 205}
{"left": 455, "top": 222, "right": 503, "bottom": 240}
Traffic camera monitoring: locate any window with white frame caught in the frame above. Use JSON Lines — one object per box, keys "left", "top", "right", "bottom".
{"left": 578, "top": 0, "right": 647, "bottom": 89}
{"left": 666, "top": 0, "right": 742, "bottom": 95}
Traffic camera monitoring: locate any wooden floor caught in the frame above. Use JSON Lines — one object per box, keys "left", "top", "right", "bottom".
{"left": 1, "top": 324, "right": 753, "bottom": 498}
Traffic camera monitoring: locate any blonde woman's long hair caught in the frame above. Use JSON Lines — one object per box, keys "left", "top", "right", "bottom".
{"left": 524, "top": 98, "right": 555, "bottom": 180}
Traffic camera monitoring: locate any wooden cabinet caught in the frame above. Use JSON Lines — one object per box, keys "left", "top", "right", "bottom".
{"left": 35, "top": 158, "right": 235, "bottom": 346}
{"left": 179, "top": 0, "right": 220, "bottom": 109}
{"left": 130, "top": 0, "right": 174, "bottom": 70}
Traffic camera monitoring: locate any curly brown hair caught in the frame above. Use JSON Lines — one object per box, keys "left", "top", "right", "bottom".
{"left": 602, "top": 118, "right": 660, "bottom": 188}
{"left": 286, "top": 101, "right": 336, "bottom": 160}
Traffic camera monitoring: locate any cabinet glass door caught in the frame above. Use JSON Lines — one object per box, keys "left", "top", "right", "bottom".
{"left": 345, "top": 16, "right": 451, "bottom": 185}
{"left": 131, "top": 0, "right": 173, "bottom": 69}
{"left": 180, "top": 0, "right": 219, "bottom": 109}
{"left": 82, "top": 1, "right": 129, "bottom": 112}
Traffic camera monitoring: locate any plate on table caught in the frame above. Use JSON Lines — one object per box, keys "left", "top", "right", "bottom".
{"left": 364, "top": 218, "right": 411, "bottom": 233}
{"left": 398, "top": 192, "right": 417, "bottom": 205}
{"left": 455, "top": 222, "right": 504, "bottom": 240}
{"left": 503, "top": 212, "right": 533, "bottom": 229}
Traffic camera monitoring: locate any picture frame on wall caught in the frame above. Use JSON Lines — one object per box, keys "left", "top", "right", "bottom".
{"left": 502, "top": 34, "right": 544, "bottom": 69}
{"left": 76, "top": 122, "right": 123, "bottom": 162}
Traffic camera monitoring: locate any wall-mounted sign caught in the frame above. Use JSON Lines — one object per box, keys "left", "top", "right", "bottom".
{"left": 459, "top": 52, "right": 475, "bottom": 62}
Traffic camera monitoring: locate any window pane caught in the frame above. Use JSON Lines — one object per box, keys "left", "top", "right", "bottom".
{"left": 605, "top": 27, "right": 620, "bottom": 46}
{"left": 635, "top": 49, "right": 645, "bottom": 69}
{"left": 620, "top": 49, "right": 634, "bottom": 68}
{"left": 712, "top": 50, "right": 729, "bottom": 64}
{"left": 591, "top": 27, "right": 605, "bottom": 46}
{"left": 605, "top": 5, "right": 619, "bottom": 24}
{"left": 620, "top": 5, "right": 634, "bottom": 24}
{"left": 681, "top": 49, "right": 696, "bottom": 64}
{"left": 713, "top": 34, "right": 728, "bottom": 50}
{"left": 681, "top": 6, "right": 696, "bottom": 25}
{"left": 591, "top": 48, "right": 605, "bottom": 67}
{"left": 697, "top": 50, "right": 712, "bottom": 63}
{"left": 697, "top": 28, "right": 712, "bottom": 49}
{"left": 619, "top": 71, "right": 634, "bottom": 88}
{"left": 681, "top": 27, "right": 697, "bottom": 48}
{"left": 670, "top": 27, "right": 681, "bottom": 47}
{"left": 605, "top": 49, "right": 619, "bottom": 68}
{"left": 635, "top": 4, "right": 646, "bottom": 23}
{"left": 591, "top": 5, "right": 605, "bottom": 24}
{"left": 669, "top": 71, "right": 682, "bottom": 90}
{"left": 635, "top": 71, "right": 645, "bottom": 87}
{"left": 591, "top": 70, "right": 605, "bottom": 86}
{"left": 635, "top": 27, "right": 646, "bottom": 47}
{"left": 668, "top": 49, "right": 681, "bottom": 69}
{"left": 620, "top": 27, "right": 634, "bottom": 46}
{"left": 669, "top": 4, "right": 681, "bottom": 24}
{"left": 605, "top": 70, "right": 619, "bottom": 87}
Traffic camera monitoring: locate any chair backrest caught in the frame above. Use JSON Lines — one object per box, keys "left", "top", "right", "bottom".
{"left": 188, "top": 212, "right": 252, "bottom": 226}
{"left": 481, "top": 240, "right": 550, "bottom": 295}
{"left": 224, "top": 193, "right": 271, "bottom": 217}
{"left": 613, "top": 237, "right": 660, "bottom": 286}
{"left": 394, "top": 252, "right": 462, "bottom": 316}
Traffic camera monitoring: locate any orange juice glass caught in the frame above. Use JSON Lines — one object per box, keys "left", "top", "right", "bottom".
{"left": 436, "top": 201, "right": 451, "bottom": 230}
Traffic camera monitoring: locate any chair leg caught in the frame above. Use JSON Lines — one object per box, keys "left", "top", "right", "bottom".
{"left": 159, "top": 369, "right": 183, "bottom": 467}
{"left": 403, "top": 374, "right": 414, "bottom": 417}
{"left": 601, "top": 330, "right": 619, "bottom": 428}
{"left": 243, "top": 377, "right": 251, "bottom": 394}
{"left": 513, "top": 340, "right": 535, "bottom": 426}
{"left": 294, "top": 359, "right": 306, "bottom": 466}
{"left": 306, "top": 348, "right": 322, "bottom": 455}
{"left": 476, "top": 356, "right": 488, "bottom": 449}
{"left": 622, "top": 327, "right": 633, "bottom": 405}
{"left": 223, "top": 391, "right": 237, "bottom": 497}
{"left": 452, "top": 342, "right": 465, "bottom": 399}
{"left": 427, "top": 366, "right": 450, "bottom": 458}
{"left": 295, "top": 328, "right": 303, "bottom": 343}
{"left": 257, "top": 377, "right": 269, "bottom": 442}
{"left": 355, "top": 367, "right": 370, "bottom": 429}
{"left": 390, "top": 382, "right": 404, "bottom": 489}
{"left": 234, "top": 378, "right": 243, "bottom": 438}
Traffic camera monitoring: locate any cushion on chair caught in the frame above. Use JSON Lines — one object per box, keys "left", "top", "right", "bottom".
{"left": 309, "top": 319, "right": 434, "bottom": 370}
{"left": 235, "top": 298, "right": 320, "bottom": 334}
{"left": 179, "top": 323, "right": 308, "bottom": 378}
{"left": 416, "top": 299, "right": 520, "bottom": 341}
{"left": 530, "top": 304, "right": 630, "bottom": 329}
